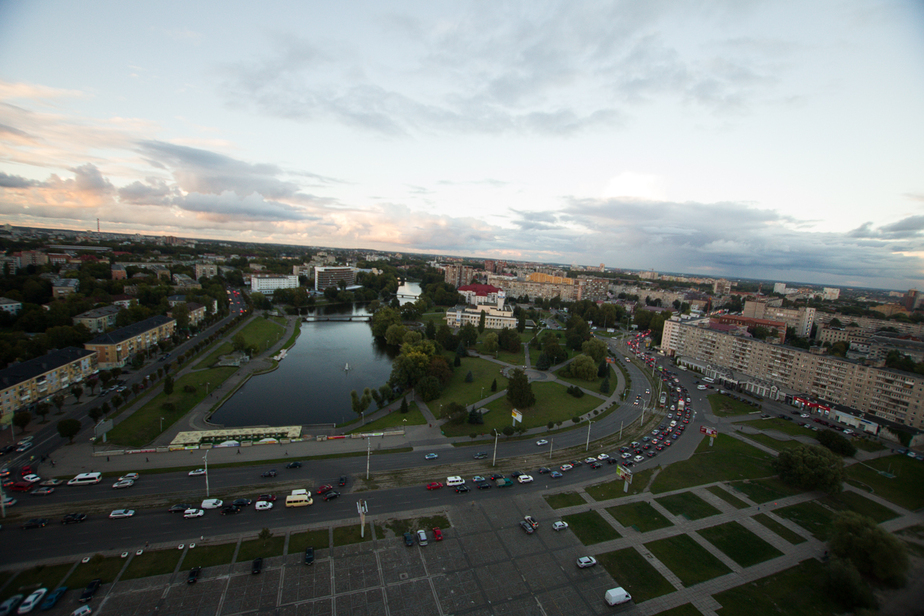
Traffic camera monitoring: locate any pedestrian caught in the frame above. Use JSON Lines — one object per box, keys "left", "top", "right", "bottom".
{"left": 106, "top": 456, "right": 110, "bottom": 462}
{"left": 237, "top": 449, "right": 241, "bottom": 455}
{"left": 146, "top": 457, "right": 149, "bottom": 463}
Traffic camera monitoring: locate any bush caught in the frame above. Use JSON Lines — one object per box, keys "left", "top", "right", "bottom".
{"left": 816, "top": 429, "right": 857, "bottom": 457}
{"left": 183, "top": 384, "right": 197, "bottom": 393}
{"left": 824, "top": 557, "right": 877, "bottom": 611}
{"left": 567, "top": 385, "right": 584, "bottom": 398}
{"left": 162, "top": 402, "right": 177, "bottom": 412}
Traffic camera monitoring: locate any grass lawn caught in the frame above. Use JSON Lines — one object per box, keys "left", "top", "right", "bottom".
{"left": 180, "top": 543, "right": 237, "bottom": 570}
{"left": 553, "top": 361, "right": 616, "bottom": 392}
{"left": 738, "top": 432, "right": 805, "bottom": 452}
{"left": 333, "top": 524, "right": 373, "bottom": 546}
{"left": 657, "top": 605, "right": 705, "bottom": 616}
{"left": 288, "top": 529, "right": 330, "bottom": 553}
{"left": 596, "top": 548, "right": 675, "bottom": 603}
{"left": 0, "top": 572, "right": 13, "bottom": 600}
{"left": 606, "top": 501, "right": 673, "bottom": 532}
{"left": 120, "top": 549, "right": 183, "bottom": 580}
{"left": 562, "top": 510, "right": 621, "bottom": 545}
{"left": 697, "top": 521, "right": 783, "bottom": 567}
{"left": 108, "top": 366, "right": 238, "bottom": 446}
{"left": 774, "top": 501, "right": 837, "bottom": 541}
{"left": 714, "top": 559, "right": 834, "bottom": 616}
{"left": 846, "top": 454, "right": 924, "bottom": 510}
{"left": 435, "top": 356, "right": 509, "bottom": 412}
{"left": 349, "top": 403, "right": 427, "bottom": 434}
{"left": 651, "top": 435, "right": 775, "bottom": 494}
{"left": 544, "top": 492, "right": 586, "bottom": 509}
{"left": 655, "top": 492, "right": 722, "bottom": 521}
{"left": 495, "top": 349, "right": 527, "bottom": 365}
{"left": 442, "top": 381, "right": 600, "bottom": 437}
{"left": 852, "top": 438, "right": 885, "bottom": 453}
{"left": 706, "top": 485, "right": 750, "bottom": 509}
{"left": 195, "top": 341, "right": 233, "bottom": 368}
{"left": 239, "top": 316, "right": 287, "bottom": 353}
{"left": 729, "top": 477, "right": 802, "bottom": 504}
{"left": 742, "top": 418, "right": 817, "bottom": 437}
{"left": 752, "top": 513, "right": 807, "bottom": 545}
{"left": 65, "top": 555, "right": 127, "bottom": 587}
{"left": 2, "top": 563, "right": 73, "bottom": 598}
{"left": 586, "top": 469, "right": 654, "bottom": 501}
{"left": 821, "top": 491, "right": 899, "bottom": 523}
{"left": 645, "top": 534, "right": 732, "bottom": 586}
{"left": 236, "top": 536, "right": 286, "bottom": 560}
{"left": 708, "top": 394, "right": 759, "bottom": 417}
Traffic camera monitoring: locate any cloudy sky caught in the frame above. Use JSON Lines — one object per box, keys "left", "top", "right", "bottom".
{"left": 1, "top": 1, "right": 923, "bottom": 290}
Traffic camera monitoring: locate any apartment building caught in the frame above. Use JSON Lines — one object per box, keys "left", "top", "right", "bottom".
{"left": 662, "top": 317, "right": 924, "bottom": 429}
{"left": 52, "top": 278, "right": 79, "bottom": 299}
{"left": 743, "top": 300, "right": 816, "bottom": 338}
{"left": 73, "top": 305, "right": 122, "bottom": 333}
{"left": 0, "top": 347, "right": 97, "bottom": 418}
{"left": 313, "top": 267, "right": 353, "bottom": 292}
{"left": 84, "top": 315, "right": 176, "bottom": 369}
{"left": 194, "top": 263, "right": 218, "bottom": 279}
{"left": 444, "top": 304, "right": 517, "bottom": 330}
{"left": 458, "top": 284, "right": 505, "bottom": 308}
{"left": 487, "top": 274, "right": 580, "bottom": 301}
{"left": 814, "top": 313, "right": 924, "bottom": 339}
{"left": 0, "top": 298, "right": 22, "bottom": 315}
{"left": 253, "top": 274, "right": 300, "bottom": 294}
{"left": 443, "top": 264, "right": 475, "bottom": 288}
{"left": 111, "top": 264, "right": 127, "bottom": 280}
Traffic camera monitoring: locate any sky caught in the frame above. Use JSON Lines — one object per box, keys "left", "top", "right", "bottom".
{"left": 1, "top": 1, "right": 923, "bottom": 291}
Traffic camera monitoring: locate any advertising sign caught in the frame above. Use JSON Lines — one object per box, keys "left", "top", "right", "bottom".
{"left": 699, "top": 426, "right": 718, "bottom": 437}
{"left": 511, "top": 409, "right": 522, "bottom": 423}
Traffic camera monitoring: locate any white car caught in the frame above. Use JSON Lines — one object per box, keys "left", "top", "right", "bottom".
{"left": 69, "top": 606, "right": 92, "bottom": 616}
{"left": 597, "top": 453, "right": 610, "bottom": 460}
{"left": 17, "top": 587, "right": 47, "bottom": 613}
{"left": 633, "top": 455, "right": 644, "bottom": 463}
{"left": 536, "top": 439, "right": 548, "bottom": 446}
{"left": 621, "top": 452, "right": 631, "bottom": 459}
{"left": 119, "top": 473, "right": 140, "bottom": 481}
{"left": 109, "top": 509, "right": 134, "bottom": 519}
{"left": 21, "top": 474, "right": 41, "bottom": 483}
{"left": 188, "top": 468, "right": 206, "bottom": 476}
{"left": 424, "top": 453, "right": 438, "bottom": 460}
{"left": 517, "top": 475, "right": 534, "bottom": 484}
{"left": 552, "top": 521, "right": 569, "bottom": 531}
{"left": 183, "top": 508, "right": 204, "bottom": 519}
{"left": 560, "top": 464, "right": 573, "bottom": 472}
{"left": 201, "top": 499, "right": 223, "bottom": 509}
{"left": 577, "top": 556, "right": 598, "bottom": 568}
{"left": 112, "top": 479, "right": 134, "bottom": 489}
{"left": 255, "top": 501, "right": 273, "bottom": 511}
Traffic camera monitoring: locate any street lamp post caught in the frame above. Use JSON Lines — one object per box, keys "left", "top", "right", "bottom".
{"left": 205, "top": 382, "right": 210, "bottom": 396}
{"left": 548, "top": 438, "right": 553, "bottom": 459}
{"left": 203, "top": 450, "right": 210, "bottom": 498}
{"left": 492, "top": 429, "right": 500, "bottom": 467}
{"left": 585, "top": 420, "right": 594, "bottom": 451}
{"left": 365, "top": 437, "right": 371, "bottom": 480}
{"left": 160, "top": 417, "right": 164, "bottom": 432}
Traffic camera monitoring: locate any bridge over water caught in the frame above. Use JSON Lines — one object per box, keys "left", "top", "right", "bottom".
{"left": 302, "top": 315, "right": 372, "bottom": 322}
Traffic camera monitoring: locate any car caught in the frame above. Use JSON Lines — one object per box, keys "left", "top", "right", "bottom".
{"left": 257, "top": 494, "right": 276, "bottom": 502}
{"left": 424, "top": 453, "right": 438, "bottom": 460}
{"left": 261, "top": 470, "right": 277, "bottom": 478}
{"left": 417, "top": 529, "right": 429, "bottom": 545}
{"left": 168, "top": 504, "right": 193, "bottom": 513}
{"left": 252, "top": 557, "right": 263, "bottom": 574}
{"left": 32, "top": 486, "right": 55, "bottom": 496}
{"left": 232, "top": 498, "right": 252, "bottom": 507}
{"left": 338, "top": 475, "right": 348, "bottom": 486}
{"left": 489, "top": 474, "right": 504, "bottom": 481}
{"left": 184, "top": 508, "right": 205, "bottom": 518}
{"left": 21, "top": 518, "right": 49, "bottom": 529}
{"left": 432, "top": 526, "right": 443, "bottom": 541}
{"left": 517, "top": 475, "right": 534, "bottom": 483}
{"left": 524, "top": 516, "right": 539, "bottom": 529}
{"left": 316, "top": 484, "right": 334, "bottom": 495}
{"left": 304, "top": 546, "right": 314, "bottom": 565}
{"left": 119, "top": 472, "right": 139, "bottom": 481}
{"left": 536, "top": 439, "right": 549, "bottom": 446}
{"left": 597, "top": 453, "right": 610, "bottom": 460}
{"left": 0, "top": 596, "right": 23, "bottom": 616}
{"left": 550, "top": 471, "right": 562, "bottom": 478}
{"left": 9, "top": 481, "right": 33, "bottom": 493}
{"left": 186, "top": 567, "right": 201, "bottom": 584}
{"left": 0, "top": 468, "right": 10, "bottom": 478}
{"left": 323, "top": 490, "right": 340, "bottom": 501}
{"left": 15, "top": 442, "right": 33, "bottom": 453}
{"left": 455, "top": 484, "right": 470, "bottom": 493}
{"left": 403, "top": 532, "right": 414, "bottom": 546}
{"left": 201, "top": 499, "right": 223, "bottom": 509}
{"left": 472, "top": 452, "right": 488, "bottom": 459}
{"left": 285, "top": 461, "right": 302, "bottom": 469}
{"left": 560, "top": 464, "right": 573, "bottom": 472}
{"left": 61, "top": 513, "right": 87, "bottom": 524}
{"left": 16, "top": 588, "right": 47, "bottom": 614}
{"left": 476, "top": 481, "right": 491, "bottom": 490}
{"left": 38, "top": 587, "right": 67, "bottom": 610}
{"left": 255, "top": 501, "right": 273, "bottom": 511}
{"left": 220, "top": 505, "right": 241, "bottom": 515}
{"left": 39, "top": 478, "right": 63, "bottom": 487}
{"left": 70, "top": 606, "right": 92, "bottom": 616}
{"left": 188, "top": 468, "right": 206, "bottom": 476}
{"left": 78, "top": 578, "right": 101, "bottom": 602}
{"left": 112, "top": 479, "right": 134, "bottom": 489}
{"left": 590, "top": 461, "right": 603, "bottom": 469}
{"left": 21, "top": 474, "right": 41, "bottom": 483}
{"left": 425, "top": 482, "right": 443, "bottom": 490}
{"left": 473, "top": 475, "right": 486, "bottom": 482}
{"left": 577, "top": 556, "right": 597, "bottom": 568}
{"left": 519, "top": 521, "right": 535, "bottom": 534}
{"left": 552, "top": 521, "right": 569, "bottom": 531}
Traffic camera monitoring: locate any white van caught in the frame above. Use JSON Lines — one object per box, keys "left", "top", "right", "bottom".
{"left": 67, "top": 472, "right": 102, "bottom": 486}
{"left": 702, "top": 376, "right": 715, "bottom": 383}
{"left": 446, "top": 476, "right": 465, "bottom": 487}
{"left": 286, "top": 490, "right": 313, "bottom": 507}
{"left": 604, "top": 587, "right": 632, "bottom": 605}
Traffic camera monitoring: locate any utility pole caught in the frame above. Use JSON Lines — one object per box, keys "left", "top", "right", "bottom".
{"left": 203, "top": 450, "right": 210, "bottom": 498}
{"left": 492, "top": 430, "right": 499, "bottom": 467}
{"left": 365, "top": 437, "right": 371, "bottom": 479}
{"left": 548, "top": 438, "right": 553, "bottom": 459}
{"left": 585, "top": 421, "right": 593, "bottom": 451}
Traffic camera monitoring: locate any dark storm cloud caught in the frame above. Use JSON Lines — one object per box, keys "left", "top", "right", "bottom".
{"left": 70, "top": 164, "right": 114, "bottom": 194}
{"left": 118, "top": 177, "right": 179, "bottom": 205}
{"left": 0, "top": 171, "right": 41, "bottom": 188}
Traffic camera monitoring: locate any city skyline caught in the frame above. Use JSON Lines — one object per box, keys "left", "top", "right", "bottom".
{"left": 1, "top": 1, "right": 923, "bottom": 290}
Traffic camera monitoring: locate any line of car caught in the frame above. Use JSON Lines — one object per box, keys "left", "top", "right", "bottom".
{"left": 0, "top": 577, "right": 100, "bottom": 615}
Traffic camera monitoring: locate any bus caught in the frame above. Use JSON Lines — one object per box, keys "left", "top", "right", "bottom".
{"left": 659, "top": 392, "right": 667, "bottom": 407}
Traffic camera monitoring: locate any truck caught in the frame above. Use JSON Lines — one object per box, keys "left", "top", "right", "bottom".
{"left": 495, "top": 478, "right": 513, "bottom": 488}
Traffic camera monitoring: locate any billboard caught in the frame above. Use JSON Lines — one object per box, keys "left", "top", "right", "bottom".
{"left": 511, "top": 409, "right": 522, "bottom": 423}
{"left": 699, "top": 426, "right": 718, "bottom": 437}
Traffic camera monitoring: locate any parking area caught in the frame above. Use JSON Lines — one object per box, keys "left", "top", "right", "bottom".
{"left": 40, "top": 494, "right": 632, "bottom": 616}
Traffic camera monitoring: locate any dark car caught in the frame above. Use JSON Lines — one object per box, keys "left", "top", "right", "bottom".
{"left": 510, "top": 471, "right": 523, "bottom": 478}
{"left": 519, "top": 521, "right": 535, "bottom": 534}
{"left": 252, "top": 557, "right": 263, "bottom": 574}
{"left": 338, "top": 475, "right": 348, "bottom": 487}
{"left": 61, "top": 513, "right": 87, "bottom": 524}
{"left": 537, "top": 467, "right": 551, "bottom": 474}
{"left": 473, "top": 452, "right": 488, "bottom": 460}
{"left": 186, "top": 567, "right": 201, "bottom": 584}
{"left": 168, "top": 503, "right": 194, "bottom": 513}
{"left": 323, "top": 490, "right": 340, "bottom": 501}
{"left": 403, "top": 532, "right": 414, "bottom": 546}
{"left": 0, "top": 444, "right": 15, "bottom": 456}
{"left": 285, "top": 461, "right": 302, "bottom": 469}
{"left": 304, "top": 546, "right": 314, "bottom": 565}
{"left": 476, "top": 481, "right": 491, "bottom": 490}
{"left": 79, "top": 578, "right": 102, "bottom": 602}
{"left": 21, "top": 518, "right": 48, "bottom": 529}
{"left": 455, "top": 484, "right": 470, "bottom": 493}
{"left": 232, "top": 498, "right": 252, "bottom": 507}
{"left": 489, "top": 474, "right": 503, "bottom": 481}
{"left": 261, "top": 470, "right": 277, "bottom": 478}
{"left": 221, "top": 505, "right": 242, "bottom": 515}
{"left": 38, "top": 586, "right": 67, "bottom": 610}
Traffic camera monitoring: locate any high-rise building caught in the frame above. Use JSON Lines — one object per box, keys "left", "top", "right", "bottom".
{"left": 443, "top": 264, "right": 474, "bottom": 287}
{"left": 314, "top": 267, "right": 354, "bottom": 291}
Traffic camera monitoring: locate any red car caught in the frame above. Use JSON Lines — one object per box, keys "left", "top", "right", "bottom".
{"left": 10, "top": 481, "right": 33, "bottom": 492}
{"left": 316, "top": 484, "right": 334, "bottom": 495}
{"left": 257, "top": 494, "right": 276, "bottom": 502}
{"left": 432, "top": 527, "right": 443, "bottom": 541}
{"left": 425, "top": 482, "right": 444, "bottom": 491}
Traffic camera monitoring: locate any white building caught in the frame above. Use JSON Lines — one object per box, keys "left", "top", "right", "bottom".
{"left": 822, "top": 287, "right": 841, "bottom": 301}
{"left": 251, "top": 274, "right": 300, "bottom": 294}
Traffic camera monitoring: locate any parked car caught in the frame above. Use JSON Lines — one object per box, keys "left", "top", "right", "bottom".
{"left": 432, "top": 527, "right": 443, "bottom": 541}
{"left": 323, "top": 491, "right": 340, "bottom": 501}
{"left": 261, "top": 470, "right": 277, "bottom": 478}
{"left": 524, "top": 516, "right": 539, "bottom": 529}
{"left": 257, "top": 494, "right": 276, "bottom": 502}
{"left": 168, "top": 504, "right": 193, "bottom": 513}
{"left": 552, "top": 521, "right": 569, "bottom": 531}
{"left": 255, "top": 501, "right": 273, "bottom": 511}
{"left": 519, "top": 521, "right": 535, "bottom": 535}
{"left": 404, "top": 532, "right": 414, "bottom": 546}
{"left": 425, "top": 482, "right": 443, "bottom": 490}
{"left": 316, "top": 484, "right": 334, "bottom": 495}
{"left": 416, "top": 529, "right": 428, "bottom": 545}
{"left": 186, "top": 567, "right": 201, "bottom": 584}
{"left": 78, "top": 579, "right": 101, "bottom": 602}
{"left": 455, "top": 484, "right": 470, "bottom": 493}
{"left": 31, "top": 487, "right": 55, "bottom": 496}
{"left": 38, "top": 587, "right": 67, "bottom": 610}
{"left": 251, "top": 558, "right": 263, "bottom": 574}
{"left": 577, "top": 556, "right": 598, "bottom": 568}
{"left": 16, "top": 588, "right": 47, "bottom": 613}
{"left": 232, "top": 498, "right": 252, "bottom": 507}
{"left": 338, "top": 475, "right": 348, "bottom": 487}
{"left": 304, "top": 546, "right": 314, "bottom": 565}
{"left": 0, "top": 595, "right": 22, "bottom": 616}
{"left": 184, "top": 509, "right": 205, "bottom": 518}
{"left": 201, "top": 499, "right": 223, "bottom": 509}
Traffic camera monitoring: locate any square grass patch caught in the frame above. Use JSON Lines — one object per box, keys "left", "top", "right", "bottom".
{"left": 821, "top": 491, "right": 899, "bottom": 523}
{"left": 120, "top": 549, "right": 184, "bottom": 580}
{"left": 596, "top": 548, "right": 675, "bottom": 603}
{"left": 645, "top": 534, "right": 732, "bottom": 587}
{"left": 657, "top": 605, "right": 706, "bottom": 616}
{"left": 774, "top": 501, "right": 836, "bottom": 541}
{"left": 707, "top": 394, "right": 757, "bottom": 417}
{"left": 237, "top": 535, "right": 286, "bottom": 561}
{"left": 655, "top": 492, "right": 721, "bottom": 521}
{"left": 752, "top": 513, "right": 807, "bottom": 545}
{"left": 544, "top": 492, "right": 585, "bottom": 509}
{"left": 696, "top": 521, "right": 783, "bottom": 568}
{"left": 289, "top": 529, "right": 330, "bottom": 554}
{"left": 606, "top": 501, "right": 673, "bottom": 533}
{"left": 4, "top": 563, "right": 73, "bottom": 597}
{"left": 729, "top": 477, "right": 802, "bottom": 504}
{"left": 651, "top": 435, "right": 775, "bottom": 493}
{"left": 846, "top": 455, "right": 924, "bottom": 510}
{"left": 585, "top": 469, "right": 654, "bottom": 501}
{"left": 740, "top": 432, "right": 806, "bottom": 452}
{"left": 852, "top": 438, "right": 885, "bottom": 453}
{"left": 742, "top": 418, "right": 816, "bottom": 437}
{"left": 65, "top": 555, "right": 126, "bottom": 587}
{"left": 333, "top": 524, "right": 373, "bottom": 547}
{"left": 561, "top": 510, "right": 621, "bottom": 545}
{"left": 715, "top": 559, "right": 833, "bottom": 616}
{"left": 180, "top": 543, "right": 237, "bottom": 570}
{"left": 706, "top": 485, "right": 750, "bottom": 509}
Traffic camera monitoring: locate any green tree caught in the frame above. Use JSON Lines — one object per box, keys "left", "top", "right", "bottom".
{"left": 490, "top": 378, "right": 497, "bottom": 392}
{"left": 816, "top": 429, "right": 857, "bottom": 457}
{"left": 424, "top": 319, "right": 436, "bottom": 340}
{"left": 385, "top": 323, "right": 408, "bottom": 346}
{"left": 569, "top": 354, "right": 598, "bottom": 381}
{"left": 829, "top": 511, "right": 909, "bottom": 586}
{"left": 502, "top": 425, "right": 514, "bottom": 437}
{"left": 483, "top": 332, "right": 498, "bottom": 354}
{"left": 258, "top": 527, "right": 273, "bottom": 546}
{"left": 428, "top": 355, "right": 453, "bottom": 386}
{"left": 35, "top": 402, "right": 51, "bottom": 423}
{"left": 478, "top": 310, "right": 486, "bottom": 333}
{"left": 464, "top": 370, "right": 473, "bottom": 383}
{"left": 459, "top": 323, "right": 478, "bottom": 347}
{"left": 399, "top": 397, "right": 409, "bottom": 414}
{"left": 535, "top": 352, "right": 551, "bottom": 370}
{"left": 350, "top": 387, "right": 373, "bottom": 417}
{"left": 99, "top": 370, "right": 114, "bottom": 390}
{"left": 506, "top": 368, "right": 536, "bottom": 408}
{"left": 416, "top": 376, "right": 442, "bottom": 402}
{"left": 57, "top": 418, "right": 82, "bottom": 444}
{"left": 581, "top": 338, "right": 607, "bottom": 363}
{"left": 597, "top": 359, "right": 609, "bottom": 378}
{"left": 12, "top": 411, "right": 31, "bottom": 433}
{"left": 772, "top": 444, "right": 845, "bottom": 494}
{"left": 517, "top": 311, "right": 526, "bottom": 333}
{"left": 497, "top": 327, "right": 521, "bottom": 353}
{"left": 71, "top": 385, "right": 83, "bottom": 403}
{"left": 823, "top": 557, "right": 876, "bottom": 611}
{"left": 600, "top": 377, "right": 610, "bottom": 394}
{"left": 164, "top": 375, "right": 174, "bottom": 395}
{"left": 52, "top": 394, "right": 66, "bottom": 413}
